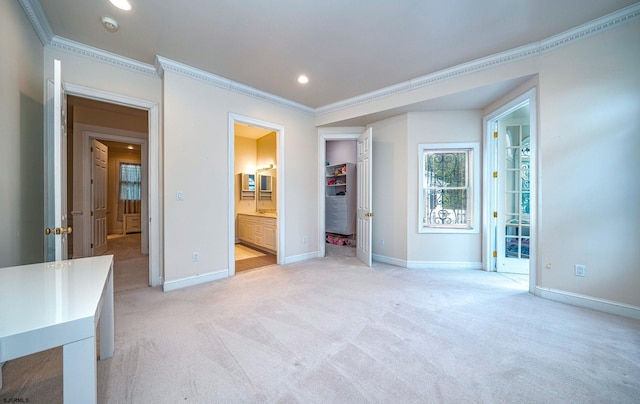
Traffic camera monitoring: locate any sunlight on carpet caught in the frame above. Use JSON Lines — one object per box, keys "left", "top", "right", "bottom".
{"left": 235, "top": 244, "right": 266, "bottom": 260}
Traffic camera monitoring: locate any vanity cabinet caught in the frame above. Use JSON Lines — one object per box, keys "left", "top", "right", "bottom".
{"left": 325, "top": 163, "right": 356, "bottom": 235}
{"left": 122, "top": 213, "right": 142, "bottom": 234}
{"left": 237, "top": 214, "right": 277, "bottom": 253}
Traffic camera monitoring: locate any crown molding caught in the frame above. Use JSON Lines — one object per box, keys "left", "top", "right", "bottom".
{"left": 19, "top": 0, "right": 639, "bottom": 116}
{"left": 155, "top": 56, "right": 315, "bottom": 115}
{"left": 49, "top": 36, "right": 158, "bottom": 77}
{"left": 315, "top": 2, "right": 640, "bottom": 116}
{"left": 18, "top": 0, "right": 53, "bottom": 46}
{"left": 540, "top": 2, "right": 640, "bottom": 52}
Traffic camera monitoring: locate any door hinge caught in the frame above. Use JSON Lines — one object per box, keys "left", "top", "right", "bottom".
{"left": 91, "top": 243, "right": 94, "bottom": 248}
{"left": 493, "top": 212, "right": 498, "bottom": 218}
{"left": 90, "top": 146, "right": 93, "bottom": 152}
{"left": 91, "top": 179, "right": 94, "bottom": 185}
{"left": 493, "top": 251, "right": 497, "bottom": 258}
{"left": 91, "top": 211, "right": 94, "bottom": 217}
{"left": 493, "top": 131, "right": 498, "bottom": 138}
{"left": 493, "top": 171, "right": 498, "bottom": 178}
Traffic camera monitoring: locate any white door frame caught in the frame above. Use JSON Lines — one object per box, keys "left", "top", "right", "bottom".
{"left": 318, "top": 131, "right": 363, "bottom": 258}
{"left": 66, "top": 83, "right": 162, "bottom": 287}
{"left": 483, "top": 88, "right": 537, "bottom": 292}
{"left": 228, "top": 113, "right": 285, "bottom": 276}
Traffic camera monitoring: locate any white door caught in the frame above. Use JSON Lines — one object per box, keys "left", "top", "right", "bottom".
{"left": 496, "top": 112, "right": 531, "bottom": 274}
{"left": 92, "top": 140, "right": 109, "bottom": 255}
{"left": 356, "top": 128, "right": 373, "bottom": 266}
{"left": 45, "top": 59, "right": 69, "bottom": 262}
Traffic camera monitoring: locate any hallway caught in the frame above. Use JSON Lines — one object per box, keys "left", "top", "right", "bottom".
{"left": 105, "top": 233, "right": 149, "bottom": 292}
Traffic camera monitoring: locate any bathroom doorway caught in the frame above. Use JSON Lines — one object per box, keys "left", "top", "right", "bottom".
{"left": 228, "top": 114, "right": 284, "bottom": 275}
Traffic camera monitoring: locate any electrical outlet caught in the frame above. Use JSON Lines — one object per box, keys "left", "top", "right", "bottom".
{"left": 575, "top": 264, "right": 586, "bottom": 277}
{"left": 379, "top": 239, "right": 385, "bottom": 245}
{"left": 176, "top": 191, "right": 184, "bottom": 201}
{"left": 302, "top": 236, "right": 308, "bottom": 244}
{"left": 193, "top": 252, "right": 200, "bottom": 262}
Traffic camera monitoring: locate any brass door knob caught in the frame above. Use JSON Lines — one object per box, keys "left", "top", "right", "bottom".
{"left": 45, "top": 227, "right": 73, "bottom": 235}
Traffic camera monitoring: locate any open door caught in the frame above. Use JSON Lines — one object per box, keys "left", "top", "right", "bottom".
{"left": 356, "top": 128, "right": 373, "bottom": 266}
{"left": 496, "top": 112, "right": 531, "bottom": 274}
{"left": 44, "top": 59, "right": 70, "bottom": 262}
{"left": 92, "top": 139, "right": 109, "bottom": 256}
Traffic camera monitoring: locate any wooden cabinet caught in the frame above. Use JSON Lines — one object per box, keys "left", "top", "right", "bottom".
{"left": 122, "top": 213, "right": 142, "bottom": 234}
{"left": 237, "top": 214, "right": 277, "bottom": 254}
{"left": 325, "top": 163, "right": 356, "bottom": 235}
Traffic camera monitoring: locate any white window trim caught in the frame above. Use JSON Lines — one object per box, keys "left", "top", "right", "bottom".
{"left": 418, "top": 142, "right": 480, "bottom": 234}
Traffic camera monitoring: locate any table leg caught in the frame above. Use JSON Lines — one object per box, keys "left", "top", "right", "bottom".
{"left": 100, "top": 269, "right": 115, "bottom": 359}
{"left": 63, "top": 336, "right": 97, "bottom": 404}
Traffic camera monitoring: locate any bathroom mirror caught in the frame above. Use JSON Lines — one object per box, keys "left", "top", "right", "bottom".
{"left": 242, "top": 173, "right": 255, "bottom": 191}
{"left": 257, "top": 169, "right": 276, "bottom": 208}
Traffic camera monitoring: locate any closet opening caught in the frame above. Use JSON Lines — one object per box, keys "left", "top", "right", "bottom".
{"left": 324, "top": 139, "right": 358, "bottom": 257}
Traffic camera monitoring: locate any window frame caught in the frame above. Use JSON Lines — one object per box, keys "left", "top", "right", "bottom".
{"left": 119, "top": 162, "right": 142, "bottom": 201}
{"left": 418, "top": 142, "right": 480, "bottom": 234}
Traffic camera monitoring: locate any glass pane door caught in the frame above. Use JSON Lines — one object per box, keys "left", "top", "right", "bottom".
{"left": 496, "top": 106, "right": 530, "bottom": 274}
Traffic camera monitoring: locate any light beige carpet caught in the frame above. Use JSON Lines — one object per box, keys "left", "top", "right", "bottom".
{"left": 1, "top": 256, "right": 639, "bottom": 403}
{"left": 105, "top": 233, "right": 149, "bottom": 293}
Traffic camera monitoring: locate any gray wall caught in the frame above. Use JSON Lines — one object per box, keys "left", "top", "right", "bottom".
{"left": 0, "top": 0, "right": 44, "bottom": 267}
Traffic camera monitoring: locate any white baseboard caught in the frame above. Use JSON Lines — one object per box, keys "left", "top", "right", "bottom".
{"left": 407, "top": 260, "right": 483, "bottom": 270}
{"left": 283, "top": 251, "right": 320, "bottom": 265}
{"left": 535, "top": 287, "right": 640, "bottom": 320}
{"left": 372, "top": 254, "right": 407, "bottom": 267}
{"left": 373, "top": 254, "right": 483, "bottom": 271}
{"left": 163, "top": 269, "right": 229, "bottom": 292}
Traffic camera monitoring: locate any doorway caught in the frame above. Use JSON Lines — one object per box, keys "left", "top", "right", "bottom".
{"left": 228, "top": 114, "right": 284, "bottom": 276}
{"left": 318, "top": 128, "right": 373, "bottom": 265}
{"left": 66, "top": 93, "right": 154, "bottom": 290}
{"left": 323, "top": 139, "right": 358, "bottom": 257}
{"left": 484, "top": 89, "right": 537, "bottom": 290}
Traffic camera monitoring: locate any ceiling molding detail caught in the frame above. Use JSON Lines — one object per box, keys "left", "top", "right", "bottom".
{"left": 19, "top": 0, "right": 640, "bottom": 116}
{"left": 49, "top": 36, "right": 159, "bottom": 77}
{"left": 18, "top": 0, "right": 53, "bottom": 46}
{"left": 315, "top": 2, "right": 640, "bottom": 116}
{"left": 155, "top": 56, "right": 315, "bottom": 115}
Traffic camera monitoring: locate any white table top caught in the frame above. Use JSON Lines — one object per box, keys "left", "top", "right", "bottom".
{"left": 0, "top": 255, "right": 114, "bottom": 360}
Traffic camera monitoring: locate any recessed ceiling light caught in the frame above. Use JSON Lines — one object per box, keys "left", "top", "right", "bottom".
{"left": 101, "top": 16, "right": 119, "bottom": 32}
{"left": 109, "top": 0, "right": 132, "bottom": 11}
{"left": 297, "top": 75, "right": 309, "bottom": 84}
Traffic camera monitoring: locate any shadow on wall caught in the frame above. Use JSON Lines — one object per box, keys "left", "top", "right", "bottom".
{"left": 19, "top": 93, "right": 44, "bottom": 265}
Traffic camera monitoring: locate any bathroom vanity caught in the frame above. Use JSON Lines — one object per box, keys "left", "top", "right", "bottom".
{"left": 237, "top": 212, "right": 277, "bottom": 254}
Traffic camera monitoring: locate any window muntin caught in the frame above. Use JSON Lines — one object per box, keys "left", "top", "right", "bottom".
{"left": 119, "top": 163, "right": 141, "bottom": 201}
{"left": 419, "top": 143, "right": 479, "bottom": 233}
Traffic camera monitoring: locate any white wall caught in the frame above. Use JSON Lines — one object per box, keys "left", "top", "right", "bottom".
{"left": 406, "top": 111, "right": 483, "bottom": 267}
{"left": 0, "top": 0, "right": 44, "bottom": 267}
{"left": 537, "top": 18, "right": 640, "bottom": 306}
{"left": 326, "top": 140, "right": 356, "bottom": 165}
{"left": 371, "top": 115, "right": 409, "bottom": 263}
{"left": 161, "top": 69, "right": 317, "bottom": 284}
{"left": 235, "top": 136, "right": 257, "bottom": 215}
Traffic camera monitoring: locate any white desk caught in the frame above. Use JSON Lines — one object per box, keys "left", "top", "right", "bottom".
{"left": 0, "top": 255, "right": 114, "bottom": 403}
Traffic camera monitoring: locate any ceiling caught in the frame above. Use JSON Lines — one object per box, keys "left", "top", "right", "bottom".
{"left": 37, "top": 0, "right": 637, "bottom": 110}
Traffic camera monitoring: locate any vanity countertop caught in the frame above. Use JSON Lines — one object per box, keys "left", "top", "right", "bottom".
{"left": 239, "top": 212, "right": 277, "bottom": 218}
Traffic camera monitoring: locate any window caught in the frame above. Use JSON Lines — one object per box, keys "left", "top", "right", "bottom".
{"left": 418, "top": 142, "right": 480, "bottom": 233}
{"left": 119, "top": 163, "right": 141, "bottom": 201}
